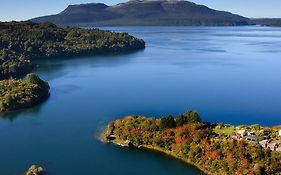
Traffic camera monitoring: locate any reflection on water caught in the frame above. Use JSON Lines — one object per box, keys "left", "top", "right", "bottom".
{"left": 33, "top": 49, "right": 145, "bottom": 81}
{"left": 1, "top": 26, "right": 281, "bottom": 175}
{"left": 0, "top": 99, "right": 45, "bottom": 121}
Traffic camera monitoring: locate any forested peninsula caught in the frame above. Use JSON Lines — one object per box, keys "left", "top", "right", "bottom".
{"left": 0, "top": 21, "right": 145, "bottom": 112}
{"left": 0, "top": 21, "right": 145, "bottom": 79}
{"left": 103, "top": 111, "right": 281, "bottom": 175}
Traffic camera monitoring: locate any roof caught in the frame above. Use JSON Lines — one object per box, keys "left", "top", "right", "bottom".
{"left": 259, "top": 140, "right": 268, "bottom": 146}
{"left": 245, "top": 135, "right": 258, "bottom": 141}
{"left": 237, "top": 130, "right": 247, "bottom": 134}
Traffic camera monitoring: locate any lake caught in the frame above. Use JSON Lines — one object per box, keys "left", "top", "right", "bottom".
{"left": 1, "top": 26, "right": 281, "bottom": 175}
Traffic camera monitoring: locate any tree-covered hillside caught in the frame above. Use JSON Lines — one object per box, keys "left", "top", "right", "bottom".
{"left": 0, "top": 21, "right": 145, "bottom": 79}
{"left": 104, "top": 112, "right": 281, "bottom": 175}
{"left": 0, "top": 50, "right": 33, "bottom": 79}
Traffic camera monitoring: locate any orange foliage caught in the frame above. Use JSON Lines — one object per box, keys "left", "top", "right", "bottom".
{"left": 226, "top": 153, "right": 234, "bottom": 164}
{"left": 235, "top": 169, "right": 243, "bottom": 175}
{"left": 175, "top": 136, "right": 183, "bottom": 144}
{"left": 114, "top": 120, "right": 122, "bottom": 127}
{"left": 202, "top": 139, "right": 210, "bottom": 149}
{"left": 176, "top": 125, "right": 188, "bottom": 132}
{"left": 124, "top": 116, "right": 133, "bottom": 121}
{"left": 205, "top": 151, "right": 219, "bottom": 160}
{"left": 241, "top": 158, "right": 249, "bottom": 168}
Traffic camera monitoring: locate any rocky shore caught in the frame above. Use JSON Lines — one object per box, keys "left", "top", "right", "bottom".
{"left": 25, "top": 165, "right": 44, "bottom": 175}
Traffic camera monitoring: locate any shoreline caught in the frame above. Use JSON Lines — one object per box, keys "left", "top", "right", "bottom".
{"left": 0, "top": 93, "right": 50, "bottom": 115}
{"left": 140, "top": 145, "right": 211, "bottom": 175}
{"left": 101, "top": 134, "right": 213, "bottom": 175}
{"left": 103, "top": 138, "right": 220, "bottom": 175}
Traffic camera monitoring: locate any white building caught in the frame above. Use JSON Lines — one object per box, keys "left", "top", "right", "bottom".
{"left": 237, "top": 130, "right": 247, "bottom": 137}
{"left": 237, "top": 130, "right": 256, "bottom": 137}
{"left": 279, "top": 130, "right": 281, "bottom": 137}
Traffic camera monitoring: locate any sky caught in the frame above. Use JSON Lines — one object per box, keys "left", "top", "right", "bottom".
{"left": 0, "top": 0, "right": 281, "bottom": 21}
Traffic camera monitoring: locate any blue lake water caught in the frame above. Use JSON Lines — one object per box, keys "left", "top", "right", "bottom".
{"left": 1, "top": 26, "right": 281, "bottom": 175}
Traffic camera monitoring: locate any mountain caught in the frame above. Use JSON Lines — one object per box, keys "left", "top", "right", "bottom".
{"left": 31, "top": 0, "right": 250, "bottom": 26}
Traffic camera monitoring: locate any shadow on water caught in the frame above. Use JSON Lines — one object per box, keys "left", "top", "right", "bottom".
{"left": 31, "top": 49, "right": 145, "bottom": 63}
{"left": 32, "top": 49, "right": 145, "bottom": 80}
{"left": 0, "top": 96, "right": 48, "bottom": 122}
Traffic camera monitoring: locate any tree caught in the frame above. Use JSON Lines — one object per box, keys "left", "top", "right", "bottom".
{"left": 175, "top": 115, "right": 187, "bottom": 126}
{"left": 176, "top": 111, "right": 201, "bottom": 126}
{"left": 160, "top": 115, "right": 176, "bottom": 130}
{"left": 26, "top": 73, "right": 49, "bottom": 90}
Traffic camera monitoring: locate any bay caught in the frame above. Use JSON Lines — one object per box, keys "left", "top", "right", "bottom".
{"left": 1, "top": 26, "right": 281, "bottom": 175}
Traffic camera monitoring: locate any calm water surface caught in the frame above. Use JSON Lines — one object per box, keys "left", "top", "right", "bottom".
{"left": 1, "top": 26, "right": 281, "bottom": 175}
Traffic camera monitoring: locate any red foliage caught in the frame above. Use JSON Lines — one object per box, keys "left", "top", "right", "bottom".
{"left": 114, "top": 120, "right": 122, "bottom": 127}
{"left": 239, "top": 140, "right": 246, "bottom": 147}
{"left": 175, "top": 136, "right": 183, "bottom": 144}
{"left": 241, "top": 158, "right": 249, "bottom": 168}
{"left": 235, "top": 168, "right": 243, "bottom": 175}
{"left": 226, "top": 153, "right": 234, "bottom": 164}
{"left": 205, "top": 151, "right": 219, "bottom": 160}
{"left": 123, "top": 116, "right": 134, "bottom": 121}
{"left": 202, "top": 139, "right": 210, "bottom": 149}
{"left": 176, "top": 125, "right": 188, "bottom": 133}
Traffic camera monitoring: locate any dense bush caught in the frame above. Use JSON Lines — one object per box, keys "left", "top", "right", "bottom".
{"left": 0, "top": 50, "right": 33, "bottom": 79}
{"left": 175, "top": 110, "right": 201, "bottom": 126}
{"left": 160, "top": 115, "right": 176, "bottom": 129}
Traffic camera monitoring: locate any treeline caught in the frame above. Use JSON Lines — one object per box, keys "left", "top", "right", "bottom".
{"left": 105, "top": 111, "right": 281, "bottom": 175}
{"left": 0, "top": 21, "right": 145, "bottom": 78}
{"left": 0, "top": 74, "right": 50, "bottom": 112}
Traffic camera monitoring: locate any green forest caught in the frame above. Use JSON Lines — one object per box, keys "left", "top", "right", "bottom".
{"left": 104, "top": 112, "right": 281, "bottom": 175}
{"left": 0, "top": 21, "right": 145, "bottom": 78}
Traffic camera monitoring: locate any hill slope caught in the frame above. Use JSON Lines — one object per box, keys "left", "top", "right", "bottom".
{"left": 31, "top": 0, "right": 250, "bottom": 26}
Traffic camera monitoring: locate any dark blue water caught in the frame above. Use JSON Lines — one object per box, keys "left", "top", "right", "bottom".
{"left": 1, "top": 26, "right": 281, "bottom": 175}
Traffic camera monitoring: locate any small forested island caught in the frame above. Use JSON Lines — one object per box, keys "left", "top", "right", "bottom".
{"left": 0, "top": 74, "right": 50, "bottom": 112}
{"left": 0, "top": 21, "right": 145, "bottom": 78}
{"left": 103, "top": 111, "right": 281, "bottom": 175}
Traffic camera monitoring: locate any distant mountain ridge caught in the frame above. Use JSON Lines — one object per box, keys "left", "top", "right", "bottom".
{"left": 31, "top": 0, "right": 250, "bottom": 26}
